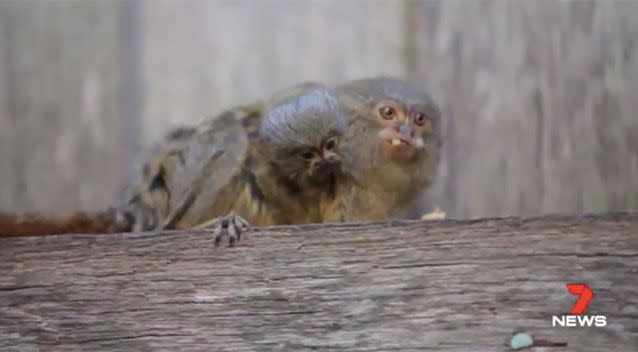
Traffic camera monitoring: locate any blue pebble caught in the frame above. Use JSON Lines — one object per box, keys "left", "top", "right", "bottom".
{"left": 510, "top": 333, "right": 534, "bottom": 350}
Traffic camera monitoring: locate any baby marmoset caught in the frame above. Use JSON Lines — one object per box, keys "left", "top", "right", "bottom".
{"left": 196, "top": 83, "right": 353, "bottom": 244}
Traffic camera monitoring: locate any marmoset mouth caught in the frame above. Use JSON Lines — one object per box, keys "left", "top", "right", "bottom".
{"left": 389, "top": 138, "right": 410, "bottom": 146}
{"left": 384, "top": 134, "right": 413, "bottom": 148}
{"left": 379, "top": 136, "right": 417, "bottom": 161}
{"left": 309, "top": 160, "right": 339, "bottom": 179}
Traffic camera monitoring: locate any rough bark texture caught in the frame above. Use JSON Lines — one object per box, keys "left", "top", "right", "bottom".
{"left": 1, "top": 212, "right": 636, "bottom": 351}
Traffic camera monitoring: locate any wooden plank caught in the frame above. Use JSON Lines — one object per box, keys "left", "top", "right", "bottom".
{"left": 0, "top": 212, "right": 636, "bottom": 351}
{"left": 409, "top": 0, "right": 638, "bottom": 218}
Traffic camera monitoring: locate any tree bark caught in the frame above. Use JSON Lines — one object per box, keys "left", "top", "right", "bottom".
{"left": 0, "top": 212, "right": 636, "bottom": 351}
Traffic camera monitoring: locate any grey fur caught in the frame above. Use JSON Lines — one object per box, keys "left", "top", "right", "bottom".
{"left": 261, "top": 85, "right": 348, "bottom": 150}
{"left": 335, "top": 77, "right": 442, "bottom": 173}
{"left": 336, "top": 76, "right": 438, "bottom": 110}
{"left": 330, "top": 77, "right": 444, "bottom": 221}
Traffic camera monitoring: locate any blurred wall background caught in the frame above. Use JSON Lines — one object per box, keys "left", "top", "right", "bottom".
{"left": 0, "top": 0, "right": 636, "bottom": 219}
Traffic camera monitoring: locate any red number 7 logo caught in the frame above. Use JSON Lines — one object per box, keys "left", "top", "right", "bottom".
{"left": 566, "top": 283, "right": 593, "bottom": 314}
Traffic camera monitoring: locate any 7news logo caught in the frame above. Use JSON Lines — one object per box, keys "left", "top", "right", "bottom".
{"left": 552, "top": 283, "right": 607, "bottom": 328}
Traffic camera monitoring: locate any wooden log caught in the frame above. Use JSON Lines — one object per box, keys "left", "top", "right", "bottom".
{"left": 0, "top": 212, "right": 636, "bottom": 351}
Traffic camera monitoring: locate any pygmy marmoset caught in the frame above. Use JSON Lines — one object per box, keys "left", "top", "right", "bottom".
{"left": 333, "top": 76, "right": 442, "bottom": 221}
{"left": 197, "top": 82, "right": 355, "bottom": 244}
{"left": 0, "top": 77, "right": 442, "bottom": 244}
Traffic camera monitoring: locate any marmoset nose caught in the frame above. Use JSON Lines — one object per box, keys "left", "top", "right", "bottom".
{"left": 395, "top": 122, "right": 414, "bottom": 139}
{"left": 311, "top": 159, "right": 338, "bottom": 177}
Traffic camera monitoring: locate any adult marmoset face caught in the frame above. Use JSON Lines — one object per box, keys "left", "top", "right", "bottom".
{"left": 260, "top": 85, "right": 350, "bottom": 191}
{"left": 336, "top": 77, "right": 442, "bottom": 169}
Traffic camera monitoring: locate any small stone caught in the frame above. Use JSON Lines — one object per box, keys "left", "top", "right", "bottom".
{"left": 421, "top": 206, "right": 446, "bottom": 220}
{"left": 510, "top": 332, "right": 534, "bottom": 350}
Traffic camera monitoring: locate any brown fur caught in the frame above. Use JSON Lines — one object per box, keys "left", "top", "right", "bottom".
{"left": 332, "top": 77, "right": 443, "bottom": 221}
{"left": 115, "top": 83, "right": 350, "bottom": 234}
{"left": 0, "top": 77, "right": 440, "bottom": 237}
{"left": 182, "top": 84, "right": 351, "bottom": 228}
{"left": 0, "top": 102, "right": 261, "bottom": 237}
{"left": 0, "top": 209, "right": 132, "bottom": 237}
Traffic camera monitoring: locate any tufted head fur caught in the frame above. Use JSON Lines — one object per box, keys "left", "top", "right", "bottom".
{"left": 260, "top": 84, "right": 352, "bottom": 192}
{"left": 261, "top": 84, "right": 347, "bottom": 150}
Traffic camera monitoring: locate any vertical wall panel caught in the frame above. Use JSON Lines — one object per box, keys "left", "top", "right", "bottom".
{"left": 0, "top": 0, "right": 124, "bottom": 212}
{"left": 140, "top": 0, "right": 408, "bottom": 143}
{"left": 411, "top": 0, "right": 638, "bottom": 218}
